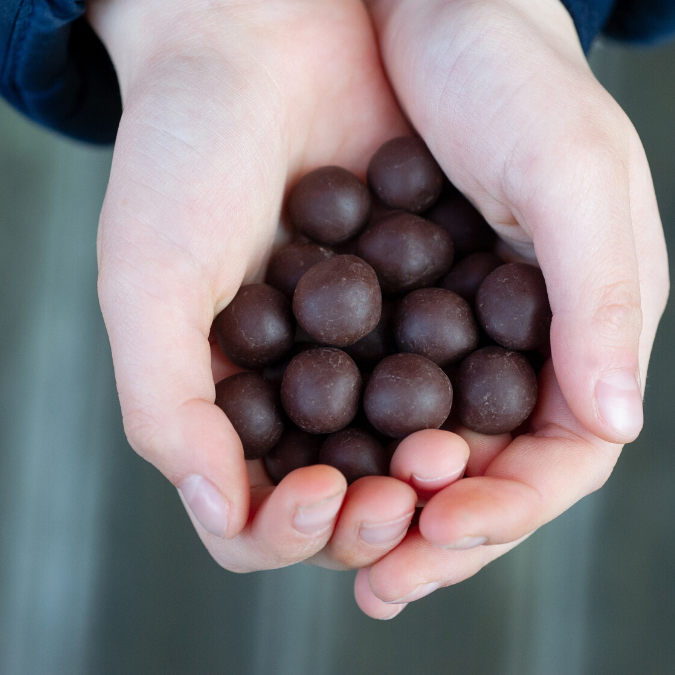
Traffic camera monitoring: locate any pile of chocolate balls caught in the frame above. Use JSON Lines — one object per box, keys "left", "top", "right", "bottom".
{"left": 212, "top": 137, "right": 551, "bottom": 485}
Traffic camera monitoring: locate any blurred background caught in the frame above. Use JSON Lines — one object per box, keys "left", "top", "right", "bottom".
{"left": 0, "top": 38, "right": 673, "bottom": 675}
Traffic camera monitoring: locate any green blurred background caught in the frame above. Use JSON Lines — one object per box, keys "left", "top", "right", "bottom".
{"left": 0, "top": 39, "right": 673, "bottom": 675}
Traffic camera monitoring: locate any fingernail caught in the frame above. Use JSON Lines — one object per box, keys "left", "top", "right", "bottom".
{"left": 178, "top": 474, "right": 229, "bottom": 538}
{"left": 293, "top": 492, "right": 344, "bottom": 535}
{"left": 359, "top": 512, "right": 414, "bottom": 546}
{"left": 385, "top": 581, "right": 441, "bottom": 604}
{"left": 442, "top": 535, "right": 487, "bottom": 550}
{"left": 379, "top": 603, "right": 408, "bottom": 620}
{"left": 596, "top": 370, "right": 643, "bottom": 439}
{"left": 412, "top": 466, "right": 464, "bottom": 492}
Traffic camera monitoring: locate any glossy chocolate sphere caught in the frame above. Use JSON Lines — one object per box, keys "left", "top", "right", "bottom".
{"left": 455, "top": 346, "right": 538, "bottom": 434}
{"left": 266, "top": 242, "right": 336, "bottom": 299}
{"left": 367, "top": 137, "right": 443, "bottom": 213}
{"left": 364, "top": 353, "right": 453, "bottom": 438}
{"left": 357, "top": 212, "right": 454, "bottom": 295}
{"left": 293, "top": 255, "right": 381, "bottom": 347}
{"left": 289, "top": 166, "right": 371, "bottom": 245}
{"left": 215, "top": 373, "right": 285, "bottom": 459}
{"left": 476, "top": 263, "right": 551, "bottom": 350}
{"left": 213, "top": 284, "right": 295, "bottom": 369}
{"left": 319, "top": 427, "right": 389, "bottom": 484}
{"left": 281, "top": 348, "right": 362, "bottom": 434}
{"left": 394, "top": 288, "right": 478, "bottom": 367}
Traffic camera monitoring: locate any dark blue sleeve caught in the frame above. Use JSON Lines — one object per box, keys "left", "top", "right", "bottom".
{"left": 0, "top": 0, "right": 121, "bottom": 144}
{"left": 561, "top": 0, "right": 675, "bottom": 51}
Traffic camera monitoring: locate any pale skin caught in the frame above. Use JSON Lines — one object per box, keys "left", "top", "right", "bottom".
{"left": 88, "top": 0, "right": 669, "bottom": 619}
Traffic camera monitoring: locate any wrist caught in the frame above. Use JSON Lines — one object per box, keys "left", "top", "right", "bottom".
{"left": 86, "top": 0, "right": 245, "bottom": 101}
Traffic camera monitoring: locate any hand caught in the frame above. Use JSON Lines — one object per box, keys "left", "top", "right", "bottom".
{"left": 354, "top": 0, "right": 670, "bottom": 617}
{"left": 89, "top": 0, "right": 420, "bottom": 573}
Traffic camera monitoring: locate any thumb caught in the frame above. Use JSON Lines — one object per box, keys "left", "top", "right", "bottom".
{"left": 508, "top": 115, "right": 647, "bottom": 443}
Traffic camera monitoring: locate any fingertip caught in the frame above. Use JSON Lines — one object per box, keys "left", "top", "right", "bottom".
{"left": 595, "top": 370, "right": 644, "bottom": 442}
{"left": 354, "top": 568, "right": 408, "bottom": 620}
{"left": 390, "top": 429, "right": 469, "bottom": 498}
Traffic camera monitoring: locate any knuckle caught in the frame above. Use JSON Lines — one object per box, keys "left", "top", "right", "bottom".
{"left": 122, "top": 404, "right": 167, "bottom": 466}
{"left": 592, "top": 281, "right": 642, "bottom": 344}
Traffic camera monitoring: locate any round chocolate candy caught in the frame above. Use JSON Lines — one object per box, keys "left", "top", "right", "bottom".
{"left": 293, "top": 255, "right": 382, "bottom": 347}
{"left": 455, "top": 346, "right": 538, "bottom": 434}
{"left": 213, "top": 284, "right": 295, "bottom": 369}
{"left": 367, "top": 137, "right": 443, "bottom": 213}
{"left": 264, "top": 427, "right": 323, "bottom": 484}
{"left": 394, "top": 288, "right": 478, "bottom": 367}
{"left": 266, "top": 242, "right": 335, "bottom": 299}
{"left": 364, "top": 353, "right": 453, "bottom": 438}
{"left": 319, "top": 427, "right": 389, "bottom": 484}
{"left": 476, "top": 262, "right": 551, "bottom": 351}
{"left": 215, "top": 373, "right": 285, "bottom": 459}
{"left": 357, "top": 212, "right": 454, "bottom": 295}
{"left": 261, "top": 341, "right": 317, "bottom": 386}
{"left": 281, "top": 348, "right": 362, "bottom": 434}
{"left": 343, "top": 300, "right": 396, "bottom": 370}
{"left": 288, "top": 166, "right": 371, "bottom": 245}
{"left": 439, "top": 252, "right": 504, "bottom": 305}
{"left": 427, "top": 194, "right": 496, "bottom": 257}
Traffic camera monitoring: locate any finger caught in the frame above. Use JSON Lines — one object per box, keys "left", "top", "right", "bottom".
{"left": 366, "top": 529, "right": 526, "bottom": 604}
{"left": 451, "top": 427, "right": 511, "bottom": 478}
{"left": 419, "top": 360, "right": 622, "bottom": 548}
{"left": 310, "top": 476, "right": 417, "bottom": 570}
{"left": 354, "top": 568, "right": 407, "bottom": 620}
{"left": 185, "top": 465, "right": 348, "bottom": 572}
{"left": 389, "top": 429, "right": 469, "bottom": 499}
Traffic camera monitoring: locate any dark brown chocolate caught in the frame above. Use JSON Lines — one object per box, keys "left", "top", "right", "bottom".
{"left": 281, "top": 348, "right": 362, "bottom": 434}
{"left": 394, "top": 288, "right": 478, "bottom": 367}
{"left": 319, "top": 427, "right": 389, "bottom": 484}
{"left": 264, "top": 427, "right": 323, "bottom": 484}
{"left": 476, "top": 263, "right": 551, "bottom": 350}
{"left": 439, "top": 252, "right": 504, "bottom": 305}
{"left": 357, "top": 212, "right": 454, "bottom": 295}
{"left": 266, "top": 242, "right": 335, "bottom": 299}
{"left": 289, "top": 166, "right": 371, "bottom": 245}
{"left": 367, "top": 137, "right": 443, "bottom": 213}
{"left": 292, "top": 255, "right": 382, "bottom": 347}
{"left": 427, "top": 194, "right": 496, "bottom": 257}
{"left": 213, "top": 284, "right": 295, "bottom": 369}
{"left": 343, "top": 300, "right": 396, "bottom": 370}
{"left": 215, "top": 373, "right": 285, "bottom": 459}
{"left": 364, "top": 353, "right": 453, "bottom": 438}
{"left": 455, "top": 346, "right": 538, "bottom": 434}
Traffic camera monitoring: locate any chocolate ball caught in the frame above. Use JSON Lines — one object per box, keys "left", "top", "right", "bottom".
{"left": 439, "top": 252, "right": 504, "bottom": 305}
{"left": 264, "top": 427, "right": 323, "bottom": 484}
{"left": 281, "top": 348, "right": 362, "bottom": 434}
{"left": 266, "top": 242, "right": 336, "bottom": 299}
{"left": 289, "top": 166, "right": 371, "bottom": 245}
{"left": 476, "top": 263, "right": 551, "bottom": 350}
{"left": 394, "top": 288, "right": 479, "bottom": 367}
{"left": 427, "top": 194, "right": 496, "bottom": 257}
{"left": 261, "top": 341, "right": 316, "bottom": 386}
{"left": 215, "top": 373, "right": 285, "bottom": 459}
{"left": 357, "top": 212, "right": 454, "bottom": 295}
{"left": 213, "top": 284, "right": 295, "bottom": 369}
{"left": 455, "top": 346, "right": 538, "bottom": 434}
{"left": 367, "top": 137, "right": 443, "bottom": 213}
{"left": 343, "top": 300, "right": 396, "bottom": 370}
{"left": 319, "top": 427, "right": 389, "bottom": 484}
{"left": 364, "top": 353, "right": 453, "bottom": 438}
{"left": 293, "top": 255, "right": 382, "bottom": 347}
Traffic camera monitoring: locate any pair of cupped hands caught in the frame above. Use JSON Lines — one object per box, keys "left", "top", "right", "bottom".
{"left": 89, "top": 0, "right": 669, "bottom": 618}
